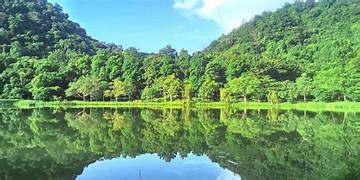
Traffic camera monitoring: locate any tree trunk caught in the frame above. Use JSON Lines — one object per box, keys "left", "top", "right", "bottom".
{"left": 243, "top": 95, "right": 247, "bottom": 103}
{"left": 344, "top": 95, "right": 347, "bottom": 102}
{"left": 344, "top": 112, "right": 347, "bottom": 122}
{"left": 303, "top": 95, "right": 306, "bottom": 102}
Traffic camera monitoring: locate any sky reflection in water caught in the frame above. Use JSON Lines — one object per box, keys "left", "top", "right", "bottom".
{"left": 77, "top": 153, "right": 240, "bottom": 180}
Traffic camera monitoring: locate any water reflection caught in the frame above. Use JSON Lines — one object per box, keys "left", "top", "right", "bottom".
{"left": 77, "top": 153, "right": 240, "bottom": 180}
{"left": 0, "top": 108, "right": 359, "bottom": 180}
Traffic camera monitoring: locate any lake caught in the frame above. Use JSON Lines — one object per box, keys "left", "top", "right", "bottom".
{"left": 0, "top": 107, "right": 359, "bottom": 180}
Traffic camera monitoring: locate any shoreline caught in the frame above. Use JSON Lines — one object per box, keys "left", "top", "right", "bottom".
{"left": 2, "top": 99, "right": 360, "bottom": 112}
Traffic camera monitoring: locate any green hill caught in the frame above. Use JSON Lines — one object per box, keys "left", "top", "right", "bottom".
{"left": 0, "top": 0, "right": 359, "bottom": 103}
{"left": 0, "top": 0, "right": 100, "bottom": 57}
{"left": 202, "top": 0, "right": 360, "bottom": 101}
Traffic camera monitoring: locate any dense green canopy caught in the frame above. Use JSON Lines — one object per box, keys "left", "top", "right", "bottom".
{"left": 0, "top": 0, "right": 359, "bottom": 102}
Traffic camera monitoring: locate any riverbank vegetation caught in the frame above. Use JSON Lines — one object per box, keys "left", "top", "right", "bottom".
{"left": 0, "top": 0, "right": 360, "bottom": 104}
{"left": 8, "top": 99, "right": 360, "bottom": 112}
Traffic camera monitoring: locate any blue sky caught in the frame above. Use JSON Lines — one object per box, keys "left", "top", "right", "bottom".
{"left": 48, "top": 0, "right": 292, "bottom": 53}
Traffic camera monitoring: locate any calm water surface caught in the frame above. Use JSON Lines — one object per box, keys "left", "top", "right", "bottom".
{"left": 0, "top": 108, "right": 359, "bottom": 180}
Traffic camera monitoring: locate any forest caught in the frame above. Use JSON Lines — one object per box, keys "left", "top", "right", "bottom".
{"left": 0, "top": 0, "right": 360, "bottom": 103}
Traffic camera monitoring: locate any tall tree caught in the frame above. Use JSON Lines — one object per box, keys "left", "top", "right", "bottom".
{"left": 108, "top": 79, "right": 133, "bottom": 101}
{"left": 226, "top": 73, "right": 261, "bottom": 102}
{"left": 66, "top": 76, "right": 104, "bottom": 101}
{"left": 296, "top": 73, "right": 313, "bottom": 102}
{"left": 158, "top": 74, "right": 181, "bottom": 101}
{"left": 122, "top": 48, "right": 143, "bottom": 98}
{"left": 198, "top": 79, "right": 220, "bottom": 101}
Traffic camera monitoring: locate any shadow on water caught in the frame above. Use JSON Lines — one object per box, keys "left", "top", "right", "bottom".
{"left": 0, "top": 107, "right": 359, "bottom": 180}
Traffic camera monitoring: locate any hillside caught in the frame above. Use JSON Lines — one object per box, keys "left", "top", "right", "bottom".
{"left": 0, "top": 0, "right": 359, "bottom": 103}
{"left": 0, "top": 0, "right": 100, "bottom": 57}
{"left": 206, "top": 0, "right": 360, "bottom": 79}
{"left": 203, "top": 0, "right": 360, "bottom": 101}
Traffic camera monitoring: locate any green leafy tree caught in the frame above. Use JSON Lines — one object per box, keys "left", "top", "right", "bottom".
{"left": 160, "top": 55, "right": 178, "bottom": 77}
{"left": 91, "top": 50, "right": 108, "bottom": 80}
{"left": 66, "top": 76, "right": 103, "bottom": 101}
{"left": 108, "top": 79, "right": 134, "bottom": 102}
{"left": 158, "top": 74, "right": 181, "bottom": 101}
{"left": 141, "top": 86, "right": 159, "bottom": 101}
{"left": 204, "top": 60, "right": 226, "bottom": 85}
{"left": 183, "top": 84, "right": 193, "bottom": 102}
{"left": 296, "top": 73, "right": 313, "bottom": 102}
{"left": 30, "top": 50, "right": 72, "bottom": 100}
{"left": 220, "top": 88, "right": 230, "bottom": 102}
{"left": 226, "top": 73, "right": 261, "bottom": 102}
{"left": 0, "top": 57, "right": 35, "bottom": 99}
{"left": 267, "top": 90, "right": 279, "bottom": 104}
{"left": 30, "top": 73, "right": 63, "bottom": 101}
{"left": 122, "top": 48, "right": 143, "bottom": 98}
{"left": 143, "top": 55, "right": 162, "bottom": 86}
{"left": 198, "top": 80, "right": 220, "bottom": 101}
{"left": 187, "top": 53, "right": 210, "bottom": 95}
{"left": 278, "top": 80, "right": 297, "bottom": 102}
{"left": 104, "top": 89, "right": 113, "bottom": 101}
{"left": 176, "top": 49, "right": 191, "bottom": 79}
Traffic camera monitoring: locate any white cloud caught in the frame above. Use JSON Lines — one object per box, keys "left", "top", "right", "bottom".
{"left": 173, "top": 0, "right": 201, "bottom": 10}
{"left": 174, "top": 0, "right": 293, "bottom": 33}
{"left": 197, "top": 0, "right": 225, "bottom": 14}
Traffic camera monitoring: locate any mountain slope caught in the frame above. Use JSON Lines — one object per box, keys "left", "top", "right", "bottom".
{"left": 200, "top": 0, "right": 360, "bottom": 101}
{"left": 0, "top": 0, "right": 360, "bottom": 102}
{"left": 206, "top": 0, "right": 360, "bottom": 54}
{"left": 0, "top": 0, "right": 100, "bottom": 57}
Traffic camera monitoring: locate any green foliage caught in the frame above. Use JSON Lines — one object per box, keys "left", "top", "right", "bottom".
{"left": 220, "top": 88, "right": 230, "bottom": 102}
{"left": 187, "top": 53, "right": 209, "bottom": 93}
{"left": 0, "top": 57, "right": 35, "bottom": 99}
{"left": 204, "top": 60, "right": 226, "bottom": 85}
{"left": 29, "top": 50, "right": 78, "bottom": 100}
{"left": 107, "top": 79, "right": 133, "bottom": 101}
{"left": 0, "top": 0, "right": 99, "bottom": 57}
{"left": 204, "top": 0, "right": 360, "bottom": 102}
{"left": 121, "top": 48, "right": 143, "bottom": 97}
{"left": 278, "top": 80, "right": 297, "bottom": 102}
{"left": 141, "top": 86, "right": 159, "bottom": 101}
{"left": 1, "top": 0, "right": 360, "bottom": 103}
{"left": 30, "top": 74, "right": 62, "bottom": 101}
{"left": 176, "top": 49, "right": 191, "bottom": 79}
{"left": 296, "top": 73, "right": 313, "bottom": 102}
{"left": 267, "top": 90, "right": 279, "bottom": 104}
{"left": 90, "top": 48, "right": 124, "bottom": 81}
{"left": 183, "top": 84, "right": 193, "bottom": 102}
{"left": 198, "top": 79, "right": 220, "bottom": 101}
{"left": 226, "top": 73, "right": 261, "bottom": 102}
{"left": 143, "top": 55, "right": 162, "bottom": 86}
{"left": 65, "top": 76, "right": 104, "bottom": 101}
{"left": 158, "top": 74, "right": 182, "bottom": 101}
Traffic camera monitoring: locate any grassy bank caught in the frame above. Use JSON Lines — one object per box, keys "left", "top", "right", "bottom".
{"left": 7, "top": 99, "right": 360, "bottom": 112}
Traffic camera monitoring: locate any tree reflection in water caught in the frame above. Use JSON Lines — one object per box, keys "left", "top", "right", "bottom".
{"left": 0, "top": 108, "right": 359, "bottom": 180}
